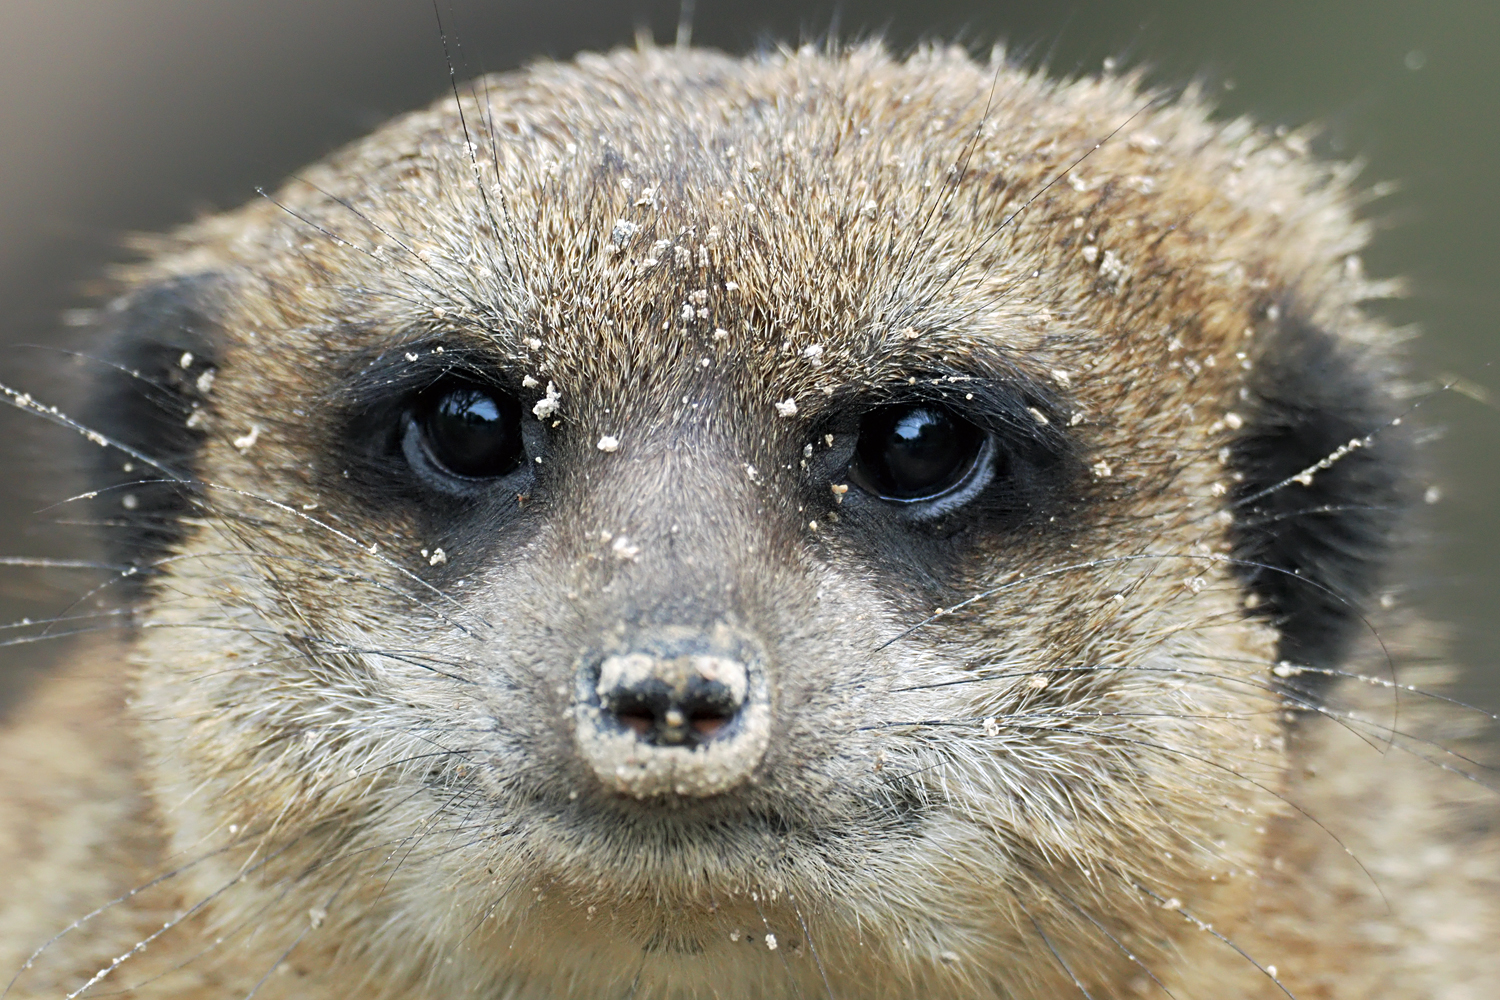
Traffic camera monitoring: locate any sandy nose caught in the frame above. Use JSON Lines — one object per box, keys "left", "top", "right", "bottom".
{"left": 573, "top": 626, "right": 771, "bottom": 799}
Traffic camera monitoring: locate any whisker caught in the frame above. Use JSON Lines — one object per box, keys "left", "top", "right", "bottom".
{"left": 377, "top": 770, "right": 485, "bottom": 899}
{"left": 278, "top": 177, "right": 488, "bottom": 320}
{"left": 981, "top": 719, "right": 1394, "bottom": 911}
{"left": 891, "top": 663, "right": 1291, "bottom": 705}
{"left": 1195, "top": 652, "right": 1500, "bottom": 725}
{"left": 1133, "top": 884, "right": 1295, "bottom": 999}
{"left": 240, "top": 871, "right": 361, "bottom": 1000}
{"left": 887, "top": 49, "right": 1007, "bottom": 310}
{"left": 188, "top": 481, "right": 491, "bottom": 627}
{"left": 751, "top": 890, "right": 806, "bottom": 1000}
{"left": 40, "top": 830, "right": 313, "bottom": 1000}
{"left": 0, "top": 381, "right": 489, "bottom": 634}
{"left": 0, "top": 622, "right": 139, "bottom": 649}
{"left": 865, "top": 658, "right": 1404, "bottom": 923}
{"left": 880, "top": 551, "right": 1377, "bottom": 652}
{"left": 456, "top": 854, "right": 532, "bottom": 947}
{"left": 1011, "top": 892, "right": 1095, "bottom": 999}
{"left": 937, "top": 96, "right": 1164, "bottom": 305}
{"left": 95, "top": 828, "right": 456, "bottom": 999}
{"left": 875, "top": 550, "right": 1403, "bottom": 748}
{"left": 1314, "top": 712, "right": 1500, "bottom": 788}
{"left": 157, "top": 546, "right": 479, "bottom": 636}
{"left": 1, "top": 841, "right": 238, "bottom": 999}
{"left": 1042, "top": 884, "right": 1179, "bottom": 999}
{"left": 0, "top": 379, "right": 190, "bottom": 481}
{"left": 1227, "top": 401, "right": 1420, "bottom": 515}
{"left": 0, "top": 607, "right": 129, "bottom": 633}
{"left": 0, "top": 630, "right": 472, "bottom": 721}
{"left": 0, "top": 556, "right": 128, "bottom": 571}
{"left": 787, "top": 891, "right": 836, "bottom": 1000}
{"left": 433, "top": 0, "right": 520, "bottom": 304}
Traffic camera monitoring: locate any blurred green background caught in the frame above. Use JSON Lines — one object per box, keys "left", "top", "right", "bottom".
{"left": 0, "top": 0, "right": 1494, "bottom": 710}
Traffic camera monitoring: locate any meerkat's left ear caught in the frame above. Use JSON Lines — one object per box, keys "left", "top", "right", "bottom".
{"left": 1226, "top": 307, "right": 1413, "bottom": 693}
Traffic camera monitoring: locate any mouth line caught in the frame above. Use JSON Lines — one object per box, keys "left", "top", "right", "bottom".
{"left": 492, "top": 771, "right": 934, "bottom": 862}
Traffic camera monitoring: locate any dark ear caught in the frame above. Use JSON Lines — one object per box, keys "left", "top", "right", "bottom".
{"left": 1227, "top": 308, "right": 1412, "bottom": 696}
{"left": 83, "top": 275, "right": 222, "bottom": 595}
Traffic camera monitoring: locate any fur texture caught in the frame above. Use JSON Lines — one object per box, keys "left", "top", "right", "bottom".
{"left": 2, "top": 42, "right": 1496, "bottom": 999}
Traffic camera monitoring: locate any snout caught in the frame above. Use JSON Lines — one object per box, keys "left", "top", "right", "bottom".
{"left": 572, "top": 624, "right": 771, "bottom": 799}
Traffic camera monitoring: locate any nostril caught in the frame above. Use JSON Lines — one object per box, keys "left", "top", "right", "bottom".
{"left": 616, "top": 710, "right": 655, "bottom": 738}
{"left": 608, "top": 688, "right": 658, "bottom": 734}
{"left": 689, "top": 711, "right": 730, "bottom": 739}
{"left": 594, "top": 652, "right": 748, "bottom": 748}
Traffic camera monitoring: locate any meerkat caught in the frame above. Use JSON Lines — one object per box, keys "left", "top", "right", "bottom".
{"left": 1, "top": 39, "right": 1496, "bottom": 1000}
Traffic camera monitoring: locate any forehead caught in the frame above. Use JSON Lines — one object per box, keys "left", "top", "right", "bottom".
{"left": 242, "top": 47, "right": 1148, "bottom": 404}
{"left": 209, "top": 39, "right": 1338, "bottom": 454}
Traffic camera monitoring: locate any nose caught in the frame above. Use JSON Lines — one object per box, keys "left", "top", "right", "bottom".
{"left": 573, "top": 625, "right": 771, "bottom": 799}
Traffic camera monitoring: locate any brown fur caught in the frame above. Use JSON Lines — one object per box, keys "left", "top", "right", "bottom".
{"left": 2, "top": 42, "right": 1496, "bottom": 999}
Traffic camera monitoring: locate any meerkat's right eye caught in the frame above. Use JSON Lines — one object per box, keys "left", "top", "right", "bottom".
{"left": 411, "top": 384, "right": 525, "bottom": 479}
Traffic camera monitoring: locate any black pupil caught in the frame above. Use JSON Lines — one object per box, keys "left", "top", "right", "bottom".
{"left": 853, "top": 405, "right": 984, "bottom": 501}
{"left": 419, "top": 386, "right": 524, "bottom": 478}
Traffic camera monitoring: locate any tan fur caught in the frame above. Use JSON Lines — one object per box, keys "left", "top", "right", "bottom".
{"left": 2, "top": 42, "right": 1496, "bottom": 999}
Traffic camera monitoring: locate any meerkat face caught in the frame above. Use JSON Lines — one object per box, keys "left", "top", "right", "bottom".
{"left": 86, "top": 44, "right": 1407, "bottom": 998}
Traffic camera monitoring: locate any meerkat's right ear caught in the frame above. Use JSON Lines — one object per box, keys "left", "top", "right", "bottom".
{"left": 83, "top": 274, "right": 221, "bottom": 594}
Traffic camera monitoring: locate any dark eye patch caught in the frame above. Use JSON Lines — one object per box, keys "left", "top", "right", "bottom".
{"left": 812, "top": 369, "right": 1078, "bottom": 530}
{"left": 326, "top": 341, "right": 541, "bottom": 507}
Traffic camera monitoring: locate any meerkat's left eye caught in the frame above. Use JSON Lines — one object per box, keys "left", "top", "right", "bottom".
{"left": 413, "top": 385, "right": 525, "bottom": 479}
{"left": 849, "top": 404, "right": 988, "bottom": 502}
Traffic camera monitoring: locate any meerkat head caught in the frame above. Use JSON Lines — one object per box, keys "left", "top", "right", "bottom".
{"left": 85, "top": 42, "right": 1408, "bottom": 998}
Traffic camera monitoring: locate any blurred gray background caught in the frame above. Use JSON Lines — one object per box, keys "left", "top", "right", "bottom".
{"left": 0, "top": 0, "right": 1495, "bottom": 711}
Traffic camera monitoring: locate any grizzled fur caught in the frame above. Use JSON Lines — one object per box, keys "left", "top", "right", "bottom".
{"left": 2, "top": 41, "right": 1497, "bottom": 1000}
